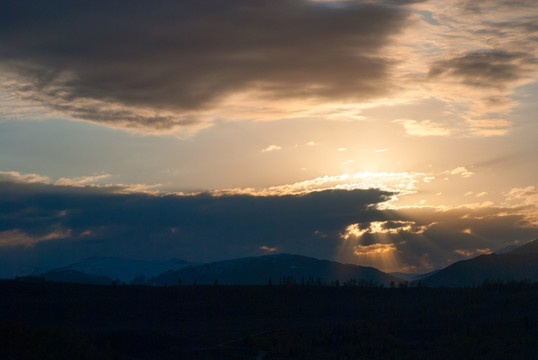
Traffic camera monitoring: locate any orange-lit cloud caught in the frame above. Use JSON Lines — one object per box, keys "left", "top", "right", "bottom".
{"left": 54, "top": 174, "right": 111, "bottom": 186}
{"left": 395, "top": 119, "right": 451, "bottom": 136}
{"left": 340, "top": 220, "right": 432, "bottom": 240}
{"left": 209, "top": 171, "right": 427, "bottom": 197}
{"left": 0, "top": 171, "right": 50, "bottom": 184}
{"left": 0, "top": 228, "right": 71, "bottom": 248}
{"left": 454, "top": 248, "right": 491, "bottom": 257}
{"left": 354, "top": 243, "right": 396, "bottom": 256}
{"left": 0, "top": 171, "right": 161, "bottom": 195}
{"left": 260, "top": 246, "right": 278, "bottom": 253}
{"left": 450, "top": 167, "right": 474, "bottom": 178}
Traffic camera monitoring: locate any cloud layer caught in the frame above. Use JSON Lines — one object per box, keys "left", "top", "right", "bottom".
{"left": 0, "top": 177, "right": 535, "bottom": 276}
{"left": 0, "top": 0, "right": 410, "bottom": 131}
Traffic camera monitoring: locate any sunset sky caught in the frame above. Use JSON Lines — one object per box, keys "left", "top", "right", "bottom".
{"left": 0, "top": 0, "right": 537, "bottom": 276}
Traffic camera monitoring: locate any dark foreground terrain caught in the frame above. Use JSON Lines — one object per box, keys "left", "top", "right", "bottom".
{"left": 1, "top": 280, "right": 538, "bottom": 359}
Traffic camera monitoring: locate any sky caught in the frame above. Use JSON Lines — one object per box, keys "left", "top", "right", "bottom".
{"left": 0, "top": 0, "right": 537, "bottom": 276}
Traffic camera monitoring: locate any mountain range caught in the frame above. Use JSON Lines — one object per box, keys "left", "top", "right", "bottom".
{"left": 40, "top": 257, "right": 192, "bottom": 285}
{"left": 420, "top": 238, "right": 538, "bottom": 287}
{"left": 149, "top": 253, "right": 401, "bottom": 286}
{"left": 18, "top": 238, "right": 538, "bottom": 287}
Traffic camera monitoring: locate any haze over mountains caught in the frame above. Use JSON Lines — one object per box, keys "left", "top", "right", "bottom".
{"left": 15, "top": 238, "right": 538, "bottom": 287}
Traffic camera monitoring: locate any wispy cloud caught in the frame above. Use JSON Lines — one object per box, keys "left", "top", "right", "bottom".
{"left": 454, "top": 248, "right": 491, "bottom": 257}
{"left": 468, "top": 118, "right": 511, "bottom": 137}
{"left": 54, "top": 174, "right": 111, "bottom": 186}
{"left": 0, "top": 171, "right": 159, "bottom": 194}
{"left": 260, "top": 246, "right": 278, "bottom": 253}
{"left": 0, "top": 228, "right": 71, "bottom": 248}
{"left": 387, "top": 0, "right": 538, "bottom": 137}
{"left": 450, "top": 167, "right": 474, "bottom": 178}
{"left": 395, "top": 119, "right": 451, "bottom": 136}
{"left": 262, "top": 145, "right": 282, "bottom": 153}
{"left": 0, "top": 171, "right": 50, "bottom": 184}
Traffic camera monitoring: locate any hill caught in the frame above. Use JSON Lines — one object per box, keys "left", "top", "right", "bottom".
{"left": 420, "top": 239, "right": 538, "bottom": 287}
{"left": 41, "top": 257, "right": 191, "bottom": 285}
{"left": 149, "top": 253, "right": 403, "bottom": 286}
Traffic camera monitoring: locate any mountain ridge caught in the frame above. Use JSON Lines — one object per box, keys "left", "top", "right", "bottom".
{"left": 34, "top": 238, "right": 538, "bottom": 287}
{"left": 40, "top": 256, "right": 192, "bottom": 285}
{"left": 419, "top": 238, "right": 538, "bottom": 287}
{"left": 149, "top": 253, "right": 403, "bottom": 286}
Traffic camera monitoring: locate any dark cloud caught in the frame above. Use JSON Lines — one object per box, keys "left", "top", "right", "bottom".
{"left": 483, "top": 19, "right": 538, "bottom": 34}
{"left": 1, "top": 180, "right": 536, "bottom": 275}
{"left": 460, "top": 0, "right": 538, "bottom": 13}
{"left": 0, "top": 181, "right": 393, "bottom": 274}
{"left": 387, "top": 0, "right": 428, "bottom": 4}
{"left": 0, "top": 0, "right": 410, "bottom": 130}
{"left": 429, "top": 50, "right": 537, "bottom": 89}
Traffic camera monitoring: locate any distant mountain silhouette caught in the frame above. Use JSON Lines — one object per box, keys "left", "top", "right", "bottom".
{"left": 420, "top": 239, "right": 538, "bottom": 287}
{"left": 37, "top": 239, "right": 538, "bottom": 287}
{"left": 389, "top": 270, "right": 439, "bottom": 282}
{"left": 149, "top": 253, "right": 403, "bottom": 286}
{"left": 506, "top": 239, "right": 538, "bottom": 255}
{"left": 41, "top": 257, "right": 192, "bottom": 285}
{"left": 41, "top": 269, "right": 114, "bottom": 285}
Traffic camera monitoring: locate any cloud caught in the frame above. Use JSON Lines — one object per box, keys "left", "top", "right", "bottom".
{"left": 506, "top": 186, "right": 538, "bottom": 217}
{"left": 395, "top": 119, "right": 451, "bottom": 136}
{"left": 453, "top": 249, "right": 472, "bottom": 257}
{"left": 423, "top": 176, "right": 435, "bottom": 183}
{"left": 0, "top": 228, "right": 71, "bottom": 248}
{"left": 0, "top": 180, "right": 395, "bottom": 268}
{"left": 338, "top": 202, "right": 538, "bottom": 272}
{"left": 0, "top": 176, "right": 536, "bottom": 274}
{"left": 212, "top": 171, "right": 427, "bottom": 197}
{"left": 0, "top": 171, "right": 50, "bottom": 184}
{"left": 0, "top": 171, "right": 159, "bottom": 195}
{"left": 450, "top": 167, "right": 474, "bottom": 177}
{"left": 507, "top": 186, "right": 537, "bottom": 200}
{"left": 260, "top": 246, "right": 277, "bottom": 253}
{"left": 458, "top": 0, "right": 538, "bottom": 14}
{"left": 0, "top": 0, "right": 411, "bottom": 132}
{"left": 468, "top": 118, "right": 511, "bottom": 137}
{"left": 387, "top": 0, "right": 538, "bottom": 137}
{"left": 341, "top": 220, "right": 431, "bottom": 239}
{"left": 454, "top": 248, "right": 491, "bottom": 257}
{"left": 54, "top": 174, "right": 111, "bottom": 186}
{"left": 429, "top": 50, "right": 536, "bottom": 90}
{"left": 261, "top": 145, "right": 282, "bottom": 153}
{"left": 354, "top": 243, "right": 396, "bottom": 255}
